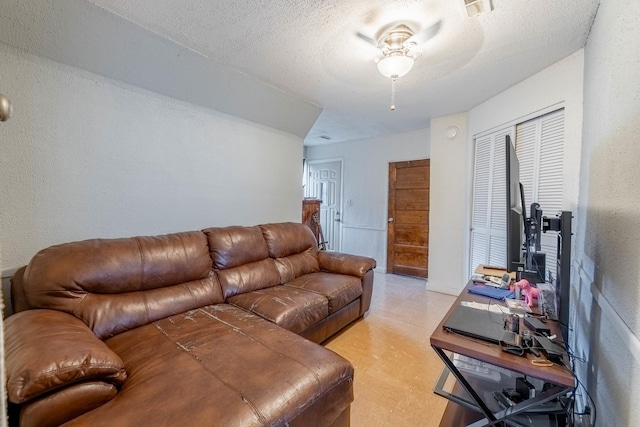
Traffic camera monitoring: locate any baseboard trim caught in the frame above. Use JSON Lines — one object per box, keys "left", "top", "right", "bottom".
{"left": 426, "top": 283, "right": 462, "bottom": 296}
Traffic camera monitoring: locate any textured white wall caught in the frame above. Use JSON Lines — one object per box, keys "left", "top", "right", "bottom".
{"left": 427, "top": 113, "right": 470, "bottom": 295}
{"left": 573, "top": 0, "right": 640, "bottom": 423}
{"left": 0, "top": 43, "right": 303, "bottom": 273}
{"left": 305, "top": 128, "right": 430, "bottom": 269}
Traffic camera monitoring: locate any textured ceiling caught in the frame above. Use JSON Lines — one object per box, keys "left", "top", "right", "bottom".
{"left": 6, "top": 0, "right": 601, "bottom": 144}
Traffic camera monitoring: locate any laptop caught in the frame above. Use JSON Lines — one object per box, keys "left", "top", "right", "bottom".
{"left": 443, "top": 305, "right": 516, "bottom": 346}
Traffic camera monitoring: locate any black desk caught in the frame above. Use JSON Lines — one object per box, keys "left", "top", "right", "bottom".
{"left": 430, "top": 281, "right": 574, "bottom": 426}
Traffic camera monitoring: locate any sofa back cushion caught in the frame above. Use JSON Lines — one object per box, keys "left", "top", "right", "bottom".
{"left": 260, "top": 222, "right": 318, "bottom": 258}
{"left": 215, "top": 259, "right": 281, "bottom": 299}
{"left": 22, "top": 231, "right": 223, "bottom": 339}
{"left": 260, "top": 223, "right": 320, "bottom": 283}
{"left": 203, "top": 225, "right": 270, "bottom": 268}
{"left": 203, "top": 225, "right": 280, "bottom": 298}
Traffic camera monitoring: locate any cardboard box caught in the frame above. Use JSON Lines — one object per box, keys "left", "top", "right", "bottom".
{"left": 474, "top": 264, "right": 516, "bottom": 280}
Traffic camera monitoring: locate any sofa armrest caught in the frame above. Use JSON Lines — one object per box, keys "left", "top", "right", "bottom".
{"left": 5, "top": 309, "right": 127, "bottom": 404}
{"left": 318, "top": 251, "right": 376, "bottom": 278}
{"left": 19, "top": 381, "right": 119, "bottom": 427}
{"left": 10, "top": 265, "right": 29, "bottom": 313}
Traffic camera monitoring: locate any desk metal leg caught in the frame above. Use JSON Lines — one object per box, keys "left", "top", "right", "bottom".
{"left": 433, "top": 347, "right": 571, "bottom": 427}
{"left": 432, "top": 347, "right": 500, "bottom": 424}
{"left": 467, "top": 385, "right": 568, "bottom": 427}
{"left": 434, "top": 365, "right": 485, "bottom": 412}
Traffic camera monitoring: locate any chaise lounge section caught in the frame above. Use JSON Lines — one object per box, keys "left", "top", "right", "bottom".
{"left": 5, "top": 222, "right": 376, "bottom": 427}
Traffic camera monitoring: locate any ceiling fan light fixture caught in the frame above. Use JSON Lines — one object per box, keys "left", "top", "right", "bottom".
{"left": 376, "top": 54, "right": 414, "bottom": 78}
{"left": 368, "top": 22, "right": 432, "bottom": 110}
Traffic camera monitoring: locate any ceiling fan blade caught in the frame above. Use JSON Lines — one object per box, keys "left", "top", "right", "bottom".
{"left": 356, "top": 32, "right": 378, "bottom": 47}
{"left": 406, "top": 20, "right": 442, "bottom": 46}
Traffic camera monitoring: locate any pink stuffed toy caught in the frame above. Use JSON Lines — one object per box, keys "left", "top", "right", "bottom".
{"left": 515, "top": 279, "right": 540, "bottom": 307}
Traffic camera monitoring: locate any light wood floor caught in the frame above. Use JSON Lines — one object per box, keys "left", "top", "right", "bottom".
{"left": 324, "top": 273, "right": 457, "bottom": 427}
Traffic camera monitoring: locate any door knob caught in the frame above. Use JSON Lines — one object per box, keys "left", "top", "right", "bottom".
{"left": 388, "top": 218, "right": 394, "bottom": 222}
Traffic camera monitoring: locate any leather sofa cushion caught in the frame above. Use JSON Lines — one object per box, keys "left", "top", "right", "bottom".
{"left": 273, "top": 248, "right": 320, "bottom": 283}
{"left": 65, "top": 305, "right": 353, "bottom": 427}
{"left": 5, "top": 310, "right": 127, "bottom": 404}
{"left": 216, "top": 258, "right": 281, "bottom": 299}
{"left": 285, "top": 272, "right": 362, "bottom": 314}
{"left": 228, "top": 286, "right": 328, "bottom": 334}
{"left": 75, "top": 275, "right": 225, "bottom": 339}
{"left": 24, "top": 232, "right": 211, "bottom": 295}
{"left": 19, "top": 381, "right": 118, "bottom": 427}
{"left": 260, "top": 222, "right": 318, "bottom": 258}
{"left": 21, "top": 232, "right": 222, "bottom": 338}
{"left": 204, "top": 225, "right": 270, "bottom": 269}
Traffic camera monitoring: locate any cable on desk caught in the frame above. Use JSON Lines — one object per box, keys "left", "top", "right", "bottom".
{"left": 573, "top": 375, "right": 596, "bottom": 426}
{"left": 565, "top": 340, "right": 597, "bottom": 427}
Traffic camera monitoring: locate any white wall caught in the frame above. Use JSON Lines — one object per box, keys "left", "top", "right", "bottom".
{"left": 427, "top": 113, "right": 470, "bottom": 295}
{"left": 573, "top": 0, "right": 640, "bottom": 423}
{"left": 0, "top": 43, "right": 304, "bottom": 275}
{"left": 304, "top": 128, "right": 430, "bottom": 270}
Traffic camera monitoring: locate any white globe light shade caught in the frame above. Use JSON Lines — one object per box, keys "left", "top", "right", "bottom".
{"left": 377, "top": 55, "right": 414, "bottom": 78}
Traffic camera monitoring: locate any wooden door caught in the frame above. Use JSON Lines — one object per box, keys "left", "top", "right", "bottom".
{"left": 387, "top": 159, "right": 430, "bottom": 277}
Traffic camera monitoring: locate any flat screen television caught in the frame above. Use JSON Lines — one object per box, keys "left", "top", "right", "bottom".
{"left": 505, "top": 135, "right": 524, "bottom": 273}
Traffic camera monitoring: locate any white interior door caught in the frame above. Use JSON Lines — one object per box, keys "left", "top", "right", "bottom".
{"left": 305, "top": 160, "right": 342, "bottom": 251}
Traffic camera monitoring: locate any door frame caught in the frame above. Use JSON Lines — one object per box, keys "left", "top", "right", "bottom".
{"left": 305, "top": 158, "right": 344, "bottom": 252}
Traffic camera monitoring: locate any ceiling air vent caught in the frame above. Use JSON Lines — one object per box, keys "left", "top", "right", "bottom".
{"left": 462, "top": 0, "right": 493, "bottom": 17}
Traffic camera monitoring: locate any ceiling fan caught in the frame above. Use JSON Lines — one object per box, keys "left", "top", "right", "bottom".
{"left": 357, "top": 20, "right": 442, "bottom": 109}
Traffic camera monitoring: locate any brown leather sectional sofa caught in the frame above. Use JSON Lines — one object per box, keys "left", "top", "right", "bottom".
{"left": 4, "top": 222, "right": 376, "bottom": 427}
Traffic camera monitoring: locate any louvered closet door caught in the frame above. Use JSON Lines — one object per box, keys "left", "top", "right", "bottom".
{"left": 470, "top": 110, "right": 565, "bottom": 279}
{"left": 469, "top": 127, "right": 514, "bottom": 276}
{"left": 515, "top": 109, "right": 565, "bottom": 279}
